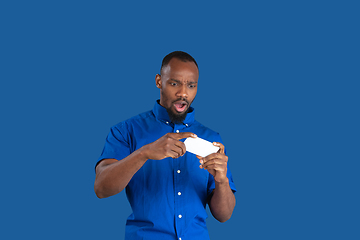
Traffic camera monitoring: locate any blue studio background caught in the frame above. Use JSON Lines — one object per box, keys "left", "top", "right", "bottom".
{"left": 1, "top": 1, "right": 359, "bottom": 239}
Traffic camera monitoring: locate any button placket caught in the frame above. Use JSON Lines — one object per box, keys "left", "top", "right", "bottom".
{"left": 174, "top": 154, "right": 184, "bottom": 237}
{"left": 175, "top": 168, "right": 183, "bottom": 220}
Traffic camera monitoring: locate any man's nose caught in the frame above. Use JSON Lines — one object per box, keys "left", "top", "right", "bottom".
{"left": 176, "top": 85, "right": 188, "bottom": 98}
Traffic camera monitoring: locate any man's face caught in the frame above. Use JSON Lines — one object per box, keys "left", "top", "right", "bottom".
{"left": 156, "top": 58, "right": 199, "bottom": 123}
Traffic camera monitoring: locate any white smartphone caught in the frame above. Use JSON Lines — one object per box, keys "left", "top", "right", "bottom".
{"left": 184, "top": 137, "right": 220, "bottom": 157}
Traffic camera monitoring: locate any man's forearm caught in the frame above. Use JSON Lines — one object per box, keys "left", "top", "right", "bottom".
{"left": 209, "top": 179, "right": 236, "bottom": 222}
{"left": 94, "top": 132, "right": 195, "bottom": 198}
{"left": 94, "top": 148, "right": 148, "bottom": 198}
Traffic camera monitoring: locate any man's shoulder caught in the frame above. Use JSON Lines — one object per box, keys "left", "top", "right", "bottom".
{"left": 112, "top": 110, "right": 154, "bottom": 129}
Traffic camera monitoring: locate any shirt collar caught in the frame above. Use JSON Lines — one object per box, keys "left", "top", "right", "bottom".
{"left": 152, "top": 100, "right": 195, "bottom": 125}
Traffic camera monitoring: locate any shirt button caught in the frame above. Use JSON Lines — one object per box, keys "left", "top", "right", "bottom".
{"left": 166, "top": 121, "right": 169, "bottom": 124}
{"left": 178, "top": 192, "right": 182, "bottom": 196}
{"left": 177, "top": 170, "right": 181, "bottom": 174}
{"left": 185, "top": 124, "right": 188, "bottom": 127}
{"left": 176, "top": 130, "right": 179, "bottom": 133}
{"left": 178, "top": 214, "right": 182, "bottom": 218}
{"left": 179, "top": 238, "right": 182, "bottom": 240}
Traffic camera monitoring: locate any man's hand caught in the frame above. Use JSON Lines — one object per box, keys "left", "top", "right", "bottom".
{"left": 197, "top": 142, "right": 228, "bottom": 183}
{"left": 201, "top": 142, "right": 235, "bottom": 223}
{"left": 142, "top": 132, "right": 197, "bottom": 160}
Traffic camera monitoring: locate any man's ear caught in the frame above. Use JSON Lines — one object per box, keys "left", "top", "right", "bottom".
{"left": 155, "top": 74, "right": 162, "bottom": 89}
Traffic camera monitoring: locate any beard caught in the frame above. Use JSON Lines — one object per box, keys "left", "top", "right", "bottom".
{"left": 166, "top": 106, "right": 189, "bottom": 124}
{"left": 164, "top": 97, "right": 192, "bottom": 124}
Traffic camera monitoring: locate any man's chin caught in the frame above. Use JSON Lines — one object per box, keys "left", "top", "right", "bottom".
{"left": 167, "top": 107, "right": 188, "bottom": 124}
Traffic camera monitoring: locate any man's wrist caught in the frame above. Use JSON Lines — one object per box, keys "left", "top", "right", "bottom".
{"left": 136, "top": 146, "right": 150, "bottom": 163}
{"left": 215, "top": 177, "right": 229, "bottom": 186}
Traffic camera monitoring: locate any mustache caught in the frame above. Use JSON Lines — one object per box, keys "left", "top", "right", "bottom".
{"left": 172, "top": 98, "right": 189, "bottom": 105}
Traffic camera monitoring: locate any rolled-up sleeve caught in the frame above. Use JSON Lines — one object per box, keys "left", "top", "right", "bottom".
{"left": 96, "top": 124, "right": 131, "bottom": 169}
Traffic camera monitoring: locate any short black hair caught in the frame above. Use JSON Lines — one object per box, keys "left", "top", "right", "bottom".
{"left": 160, "top": 51, "right": 198, "bottom": 74}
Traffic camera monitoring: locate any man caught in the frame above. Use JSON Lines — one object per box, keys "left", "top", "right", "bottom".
{"left": 94, "top": 51, "right": 236, "bottom": 240}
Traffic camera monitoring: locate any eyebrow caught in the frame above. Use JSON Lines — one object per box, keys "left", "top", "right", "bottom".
{"left": 170, "top": 79, "right": 198, "bottom": 84}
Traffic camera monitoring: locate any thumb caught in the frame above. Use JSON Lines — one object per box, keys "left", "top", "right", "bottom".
{"left": 173, "top": 132, "right": 197, "bottom": 140}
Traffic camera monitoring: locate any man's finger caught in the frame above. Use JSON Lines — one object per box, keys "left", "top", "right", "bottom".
{"left": 202, "top": 158, "right": 226, "bottom": 168}
{"left": 166, "top": 143, "right": 182, "bottom": 158}
{"left": 174, "top": 141, "right": 186, "bottom": 156}
{"left": 171, "top": 132, "right": 197, "bottom": 140}
{"left": 213, "top": 142, "right": 225, "bottom": 154}
{"left": 169, "top": 149, "right": 181, "bottom": 159}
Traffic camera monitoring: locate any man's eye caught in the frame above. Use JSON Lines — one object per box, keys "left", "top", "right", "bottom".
{"left": 189, "top": 84, "right": 196, "bottom": 88}
{"left": 170, "top": 82, "right": 177, "bottom": 86}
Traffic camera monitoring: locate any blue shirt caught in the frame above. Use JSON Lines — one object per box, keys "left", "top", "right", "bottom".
{"left": 97, "top": 101, "right": 236, "bottom": 240}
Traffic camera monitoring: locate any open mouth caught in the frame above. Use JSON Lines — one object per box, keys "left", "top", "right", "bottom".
{"left": 173, "top": 101, "right": 188, "bottom": 113}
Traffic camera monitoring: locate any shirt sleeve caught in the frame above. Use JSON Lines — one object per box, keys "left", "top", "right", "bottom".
{"left": 207, "top": 136, "right": 237, "bottom": 198}
{"left": 95, "top": 124, "right": 131, "bottom": 169}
